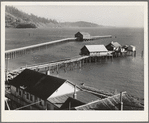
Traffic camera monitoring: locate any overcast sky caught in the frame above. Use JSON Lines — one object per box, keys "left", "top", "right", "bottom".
{"left": 11, "top": 2, "right": 145, "bottom": 27}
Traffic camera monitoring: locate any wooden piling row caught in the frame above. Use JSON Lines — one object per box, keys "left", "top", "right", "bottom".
{"left": 5, "top": 38, "right": 76, "bottom": 59}
{"left": 6, "top": 49, "right": 137, "bottom": 81}
{"left": 112, "top": 51, "right": 136, "bottom": 58}
{"left": 83, "top": 35, "right": 112, "bottom": 42}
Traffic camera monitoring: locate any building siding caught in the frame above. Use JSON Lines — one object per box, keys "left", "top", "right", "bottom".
{"left": 10, "top": 85, "right": 47, "bottom": 110}
{"left": 49, "top": 81, "right": 79, "bottom": 98}
{"left": 75, "top": 32, "right": 90, "bottom": 41}
{"left": 10, "top": 85, "right": 16, "bottom": 95}
{"left": 81, "top": 46, "right": 90, "bottom": 55}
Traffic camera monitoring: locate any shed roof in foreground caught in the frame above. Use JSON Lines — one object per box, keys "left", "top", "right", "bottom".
{"left": 74, "top": 93, "right": 144, "bottom": 110}
{"left": 9, "top": 69, "right": 66, "bottom": 100}
{"left": 83, "top": 45, "right": 108, "bottom": 52}
{"left": 47, "top": 90, "right": 101, "bottom": 108}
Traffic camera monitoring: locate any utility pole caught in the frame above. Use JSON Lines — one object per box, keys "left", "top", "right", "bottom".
{"left": 69, "top": 102, "right": 71, "bottom": 110}
{"left": 120, "top": 92, "right": 123, "bottom": 110}
{"left": 6, "top": 58, "right": 10, "bottom": 82}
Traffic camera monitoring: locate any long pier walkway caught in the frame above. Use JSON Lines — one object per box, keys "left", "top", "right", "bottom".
{"left": 5, "top": 37, "right": 76, "bottom": 59}
{"left": 6, "top": 54, "right": 113, "bottom": 81}
{"left": 5, "top": 35, "right": 112, "bottom": 59}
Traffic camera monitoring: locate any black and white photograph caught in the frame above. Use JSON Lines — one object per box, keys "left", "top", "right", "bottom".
{"left": 1, "top": 1, "right": 148, "bottom": 122}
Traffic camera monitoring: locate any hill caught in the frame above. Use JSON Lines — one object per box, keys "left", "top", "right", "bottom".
{"left": 5, "top": 6, "right": 101, "bottom": 28}
{"left": 60, "top": 21, "right": 103, "bottom": 28}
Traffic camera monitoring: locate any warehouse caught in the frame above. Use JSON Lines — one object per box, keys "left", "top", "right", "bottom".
{"left": 6, "top": 69, "right": 80, "bottom": 110}
{"left": 80, "top": 45, "right": 109, "bottom": 56}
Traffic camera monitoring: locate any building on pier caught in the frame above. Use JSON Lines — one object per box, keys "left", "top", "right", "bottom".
{"left": 75, "top": 32, "right": 90, "bottom": 41}
{"left": 80, "top": 45, "right": 109, "bottom": 56}
{"left": 127, "top": 45, "right": 136, "bottom": 52}
{"left": 106, "top": 41, "right": 122, "bottom": 51}
{"left": 6, "top": 69, "right": 81, "bottom": 110}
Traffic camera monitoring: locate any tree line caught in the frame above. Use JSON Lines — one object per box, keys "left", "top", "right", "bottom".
{"left": 5, "top": 6, "right": 58, "bottom": 25}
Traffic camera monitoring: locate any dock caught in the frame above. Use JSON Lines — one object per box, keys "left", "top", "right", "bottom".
{"left": 5, "top": 35, "right": 112, "bottom": 59}
{"left": 6, "top": 53, "right": 113, "bottom": 81}
{"left": 5, "top": 37, "right": 76, "bottom": 59}
{"left": 82, "top": 35, "right": 112, "bottom": 41}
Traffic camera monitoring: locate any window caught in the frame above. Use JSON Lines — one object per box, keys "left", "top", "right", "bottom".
{"left": 23, "top": 90, "right": 25, "bottom": 94}
{"left": 16, "top": 88, "right": 18, "bottom": 92}
{"left": 30, "top": 95, "right": 33, "bottom": 101}
{"left": 26, "top": 93, "right": 29, "bottom": 100}
{"left": 39, "top": 100, "right": 44, "bottom": 106}
{"left": 42, "top": 100, "right": 45, "bottom": 106}
{"left": 39, "top": 100, "right": 42, "bottom": 106}
{"left": 34, "top": 96, "right": 37, "bottom": 101}
{"left": 19, "top": 89, "right": 22, "bottom": 96}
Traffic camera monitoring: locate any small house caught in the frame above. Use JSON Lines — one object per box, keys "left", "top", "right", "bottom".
{"left": 106, "top": 41, "right": 122, "bottom": 51}
{"left": 122, "top": 45, "right": 129, "bottom": 50}
{"left": 8, "top": 69, "right": 80, "bottom": 110}
{"left": 80, "top": 45, "right": 108, "bottom": 56}
{"left": 75, "top": 32, "right": 90, "bottom": 41}
{"left": 127, "top": 45, "right": 136, "bottom": 51}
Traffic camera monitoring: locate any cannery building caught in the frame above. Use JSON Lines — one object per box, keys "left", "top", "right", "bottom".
{"left": 6, "top": 69, "right": 81, "bottom": 110}
{"left": 80, "top": 45, "right": 109, "bottom": 56}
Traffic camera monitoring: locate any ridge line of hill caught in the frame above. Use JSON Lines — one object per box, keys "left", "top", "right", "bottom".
{"left": 5, "top": 6, "right": 103, "bottom": 28}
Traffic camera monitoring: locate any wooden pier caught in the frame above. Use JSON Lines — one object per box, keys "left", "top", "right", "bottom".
{"left": 6, "top": 49, "right": 137, "bottom": 82}
{"left": 5, "top": 35, "right": 112, "bottom": 59}
{"left": 5, "top": 38, "right": 76, "bottom": 59}
{"left": 82, "top": 35, "right": 112, "bottom": 41}
{"left": 6, "top": 54, "right": 113, "bottom": 81}
{"left": 112, "top": 50, "right": 136, "bottom": 57}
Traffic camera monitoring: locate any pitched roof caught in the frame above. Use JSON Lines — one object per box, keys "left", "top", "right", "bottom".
{"left": 83, "top": 45, "right": 108, "bottom": 52}
{"left": 48, "top": 90, "right": 101, "bottom": 108}
{"left": 111, "top": 42, "right": 121, "bottom": 47}
{"left": 60, "top": 97, "right": 85, "bottom": 110}
{"left": 74, "top": 93, "right": 144, "bottom": 110}
{"left": 76, "top": 32, "right": 90, "bottom": 36}
{"left": 9, "top": 69, "right": 66, "bottom": 100}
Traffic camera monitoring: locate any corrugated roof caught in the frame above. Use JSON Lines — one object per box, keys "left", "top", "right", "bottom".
{"left": 74, "top": 93, "right": 144, "bottom": 110}
{"left": 48, "top": 90, "right": 101, "bottom": 108}
{"left": 9, "top": 69, "right": 66, "bottom": 100}
{"left": 84, "top": 45, "right": 108, "bottom": 52}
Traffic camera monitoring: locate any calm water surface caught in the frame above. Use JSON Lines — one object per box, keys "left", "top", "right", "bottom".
{"left": 5, "top": 27, "right": 144, "bottom": 98}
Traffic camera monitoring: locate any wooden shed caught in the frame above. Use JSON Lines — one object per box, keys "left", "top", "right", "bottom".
{"left": 75, "top": 32, "right": 91, "bottom": 41}
{"left": 106, "top": 41, "right": 122, "bottom": 51}
{"left": 80, "top": 45, "right": 108, "bottom": 56}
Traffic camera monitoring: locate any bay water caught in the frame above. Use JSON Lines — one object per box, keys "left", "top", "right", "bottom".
{"left": 5, "top": 27, "right": 144, "bottom": 99}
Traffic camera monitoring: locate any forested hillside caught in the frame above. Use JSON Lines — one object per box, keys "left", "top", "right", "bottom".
{"left": 5, "top": 6, "right": 101, "bottom": 28}
{"left": 5, "top": 6, "right": 58, "bottom": 28}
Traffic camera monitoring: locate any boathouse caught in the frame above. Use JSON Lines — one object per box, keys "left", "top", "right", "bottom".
{"left": 75, "top": 32, "right": 90, "bottom": 41}
{"left": 7, "top": 69, "right": 80, "bottom": 110}
{"left": 122, "top": 45, "right": 129, "bottom": 50}
{"left": 127, "top": 45, "right": 136, "bottom": 51}
{"left": 106, "top": 41, "right": 122, "bottom": 51}
{"left": 80, "top": 45, "right": 108, "bottom": 56}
